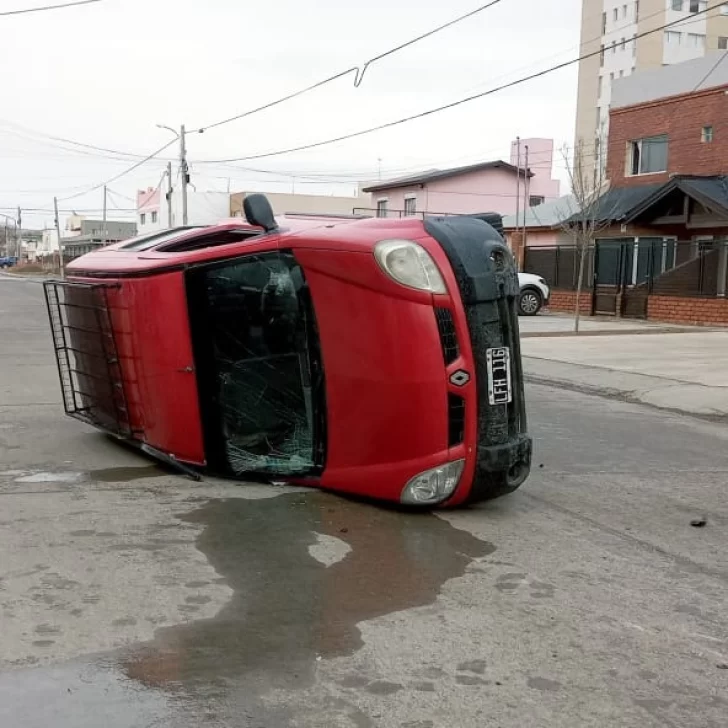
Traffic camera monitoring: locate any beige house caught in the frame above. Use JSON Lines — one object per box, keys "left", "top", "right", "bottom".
{"left": 230, "top": 189, "right": 371, "bottom": 219}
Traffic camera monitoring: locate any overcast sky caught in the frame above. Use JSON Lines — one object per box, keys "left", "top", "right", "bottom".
{"left": 0, "top": 0, "right": 582, "bottom": 228}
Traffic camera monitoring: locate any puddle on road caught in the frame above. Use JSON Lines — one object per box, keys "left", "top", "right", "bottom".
{"left": 122, "top": 491, "right": 493, "bottom": 696}
{"left": 1, "top": 491, "right": 493, "bottom": 727}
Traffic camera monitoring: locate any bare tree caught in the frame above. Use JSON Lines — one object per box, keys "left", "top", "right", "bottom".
{"left": 559, "top": 139, "right": 611, "bottom": 334}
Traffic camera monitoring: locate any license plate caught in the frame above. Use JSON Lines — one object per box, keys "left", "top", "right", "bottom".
{"left": 486, "top": 347, "right": 512, "bottom": 405}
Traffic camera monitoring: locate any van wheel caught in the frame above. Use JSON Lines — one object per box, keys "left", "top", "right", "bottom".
{"left": 518, "top": 288, "right": 542, "bottom": 316}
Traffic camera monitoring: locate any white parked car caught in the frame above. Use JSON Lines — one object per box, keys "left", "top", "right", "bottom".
{"left": 517, "top": 272, "right": 550, "bottom": 316}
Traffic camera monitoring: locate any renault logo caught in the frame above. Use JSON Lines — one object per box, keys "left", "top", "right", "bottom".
{"left": 449, "top": 370, "right": 470, "bottom": 386}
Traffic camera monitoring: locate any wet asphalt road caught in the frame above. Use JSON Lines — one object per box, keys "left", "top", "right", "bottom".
{"left": 1, "top": 275, "right": 727, "bottom": 727}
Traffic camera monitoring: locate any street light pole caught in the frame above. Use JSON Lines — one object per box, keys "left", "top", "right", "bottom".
{"left": 16, "top": 207, "right": 21, "bottom": 260}
{"left": 54, "top": 196, "right": 65, "bottom": 279}
{"left": 157, "top": 123, "right": 196, "bottom": 227}
{"left": 179, "top": 124, "right": 188, "bottom": 226}
{"left": 166, "top": 161, "right": 173, "bottom": 227}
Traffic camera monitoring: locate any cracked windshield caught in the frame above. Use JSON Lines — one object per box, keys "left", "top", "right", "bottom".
{"left": 2, "top": 1, "right": 728, "bottom": 727}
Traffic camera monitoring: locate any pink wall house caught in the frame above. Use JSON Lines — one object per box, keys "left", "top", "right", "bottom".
{"left": 362, "top": 139, "right": 561, "bottom": 218}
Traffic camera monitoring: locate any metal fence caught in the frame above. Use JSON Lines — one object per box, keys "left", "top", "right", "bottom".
{"left": 522, "top": 245, "right": 594, "bottom": 291}
{"left": 523, "top": 239, "right": 728, "bottom": 299}
{"left": 594, "top": 238, "right": 727, "bottom": 298}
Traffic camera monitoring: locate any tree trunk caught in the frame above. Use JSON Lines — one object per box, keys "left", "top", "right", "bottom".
{"left": 574, "top": 242, "right": 588, "bottom": 334}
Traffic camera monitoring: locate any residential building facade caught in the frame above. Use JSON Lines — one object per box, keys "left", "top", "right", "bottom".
{"left": 362, "top": 140, "right": 561, "bottom": 218}
{"left": 608, "top": 51, "right": 728, "bottom": 184}
{"left": 575, "top": 0, "right": 728, "bottom": 183}
{"left": 136, "top": 186, "right": 230, "bottom": 234}
{"left": 528, "top": 55, "right": 728, "bottom": 326}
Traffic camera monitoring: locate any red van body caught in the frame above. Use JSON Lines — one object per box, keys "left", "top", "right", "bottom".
{"left": 44, "top": 202, "right": 531, "bottom": 507}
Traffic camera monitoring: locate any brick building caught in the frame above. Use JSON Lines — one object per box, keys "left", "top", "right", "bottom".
{"left": 526, "top": 53, "right": 728, "bottom": 326}
{"left": 608, "top": 52, "right": 728, "bottom": 186}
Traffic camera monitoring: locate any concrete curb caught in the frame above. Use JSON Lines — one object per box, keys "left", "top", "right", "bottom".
{"left": 524, "top": 356, "right": 728, "bottom": 422}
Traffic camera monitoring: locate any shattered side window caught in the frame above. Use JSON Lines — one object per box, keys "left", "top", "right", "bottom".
{"left": 188, "top": 251, "right": 324, "bottom": 477}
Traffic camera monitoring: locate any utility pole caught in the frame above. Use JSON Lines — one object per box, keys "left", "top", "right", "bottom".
{"left": 523, "top": 145, "right": 530, "bottom": 251}
{"left": 16, "top": 206, "right": 21, "bottom": 260}
{"left": 102, "top": 185, "right": 107, "bottom": 243}
{"left": 166, "top": 161, "right": 173, "bottom": 227}
{"left": 180, "top": 124, "right": 189, "bottom": 225}
{"left": 54, "top": 196, "right": 65, "bottom": 279}
{"left": 514, "top": 136, "right": 521, "bottom": 249}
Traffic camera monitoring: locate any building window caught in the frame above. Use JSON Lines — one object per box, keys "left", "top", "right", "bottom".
{"left": 602, "top": 11, "right": 606, "bottom": 33}
{"left": 613, "top": 7, "right": 618, "bottom": 21}
{"left": 619, "top": 70, "right": 624, "bottom": 77}
{"left": 633, "top": 33, "right": 637, "bottom": 56}
{"left": 610, "top": 71, "right": 615, "bottom": 82}
{"left": 635, "top": 0, "right": 639, "bottom": 20}
{"left": 151, "top": 210, "right": 158, "bottom": 223}
{"left": 598, "top": 74, "right": 603, "bottom": 97}
{"left": 702, "top": 125, "right": 714, "bottom": 142}
{"left": 140, "top": 213, "right": 146, "bottom": 225}
{"left": 529, "top": 196, "right": 545, "bottom": 207}
{"left": 376, "top": 199, "right": 388, "bottom": 218}
{"left": 722, "top": 3, "right": 728, "bottom": 15}
{"left": 600, "top": 44, "right": 605, "bottom": 66}
{"left": 621, "top": 37, "right": 626, "bottom": 50}
{"left": 611, "top": 40, "right": 617, "bottom": 53}
{"left": 672, "top": 0, "right": 683, "bottom": 10}
{"left": 665, "top": 31, "right": 682, "bottom": 45}
{"left": 403, "top": 196, "right": 417, "bottom": 216}
{"left": 687, "top": 33, "right": 705, "bottom": 49}
{"left": 720, "top": 36, "right": 728, "bottom": 50}
{"left": 689, "top": 0, "right": 703, "bottom": 12}
{"left": 622, "top": 4, "right": 628, "bottom": 17}
{"left": 629, "top": 135, "right": 668, "bottom": 176}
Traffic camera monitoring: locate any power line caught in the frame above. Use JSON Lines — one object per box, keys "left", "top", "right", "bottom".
{"left": 201, "top": 3, "right": 717, "bottom": 164}
{"left": 196, "top": 0, "right": 505, "bottom": 133}
{"left": 58, "top": 139, "right": 176, "bottom": 202}
{"left": 0, "top": 0, "right": 102, "bottom": 17}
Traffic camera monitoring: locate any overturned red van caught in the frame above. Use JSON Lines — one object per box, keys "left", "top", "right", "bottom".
{"left": 43, "top": 195, "right": 531, "bottom": 507}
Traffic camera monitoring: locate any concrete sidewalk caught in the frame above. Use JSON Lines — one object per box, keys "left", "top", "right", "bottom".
{"left": 521, "top": 314, "right": 728, "bottom": 418}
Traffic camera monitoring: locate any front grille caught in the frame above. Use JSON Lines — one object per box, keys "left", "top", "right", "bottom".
{"left": 434, "top": 307, "right": 459, "bottom": 364}
{"left": 448, "top": 393, "right": 465, "bottom": 447}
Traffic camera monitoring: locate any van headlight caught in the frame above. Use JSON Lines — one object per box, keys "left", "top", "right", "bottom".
{"left": 400, "top": 460, "right": 465, "bottom": 505}
{"left": 374, "top": 240, "right": 447, "bottom": 294}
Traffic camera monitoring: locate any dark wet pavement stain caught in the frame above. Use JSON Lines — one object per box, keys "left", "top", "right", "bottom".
{"left": 87, "top": 466, "right": 166, "bottom": 482}
{"left": 120, "top": 491, "right": 492, "bottom": 715}
{"left": 0, "top": 491, "right": 492, "bottom": 727}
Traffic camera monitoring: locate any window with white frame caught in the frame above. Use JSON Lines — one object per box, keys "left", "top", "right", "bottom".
{"left": 687, "top": 33, "right": 705, "bottom": 49}
{"left": 151, "top": 210, "right": 158, "bottom": 223}
{"left": 140, "top": 213, "right": 146, "bottom": 225}
{"left": 672, "top": 0, "right": 683, "bottom": 10}
{"left": 403, "top": 196, "right": 416, "bottom": 216}
{"left": 628, "top": 135, "right": 668, "bottom": 176}
{"left": 529, "top": 196, "right": 545, "bottom": 207}
{"left": 722, "top": 3, "right": 728, "bottom": 15}
{"left": 665, "top": 31, "right": 682, "bottom": 45}
{"left": 720, "top": 36, "right": 728, "bottom": 50}
{"left": 613, "top": 7, "right": 618, "bottom": 20}
{"left": 702, "top": 125, "right": 714, "bottom": 143}
{"left": 689, "top": 0, "right": 705, "bottom": 13}
{"left": 376, "top": 199, "right": 388, "bottom": 218}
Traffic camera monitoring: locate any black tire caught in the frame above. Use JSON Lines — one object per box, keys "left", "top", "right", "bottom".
{"left": 518, "top": 288, "right": 542, "bottom": 316}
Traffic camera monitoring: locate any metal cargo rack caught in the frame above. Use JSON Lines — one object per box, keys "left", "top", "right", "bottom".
{"left": 43, "top": 280, "right": 132, "bottom": 438}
